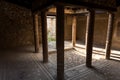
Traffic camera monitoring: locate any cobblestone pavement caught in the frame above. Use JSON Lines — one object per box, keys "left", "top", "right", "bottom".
{"left": 0, "top": 42, "right": 120, "bottom": 80}
{"left": 65, "top": 59, "right": 120, "bottom": 80}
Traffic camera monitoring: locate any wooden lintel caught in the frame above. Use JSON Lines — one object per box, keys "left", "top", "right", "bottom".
{"left": 41, "top": 11, "right": 48, "bottom": 63}
{"left": 32, "top": 13, "right": 40, "bottom": 53}
{"left": 105, "top": 13, "right": 114, "bottom": 59}
{"left": 86, "top": 9, "right": 95, "bottom": 67}
{"left": 56, "top": 4, "right": 65, "bottom": 80}
{"left": 48, "top": 7, "right": 88, "bottom": 14}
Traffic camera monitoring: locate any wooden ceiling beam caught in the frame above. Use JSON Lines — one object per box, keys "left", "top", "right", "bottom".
{"left": 5, "top": 0, "right": 117, "bottom": 12}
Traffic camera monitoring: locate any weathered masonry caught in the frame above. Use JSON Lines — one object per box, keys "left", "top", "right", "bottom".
{"left": 1, "top": 0, "right": 118, "bottom": 80}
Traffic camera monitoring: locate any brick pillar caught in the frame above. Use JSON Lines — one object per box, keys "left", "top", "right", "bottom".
{"left": 72, "top": 15, "right": 77, "bottom": 47}
{"left": 56, "top": 4, "right": 65, "bottom": 80}
{"left": 41, "top": 11, "right": 48, "bottom": 63}
{"left": 32, "top": 13, "right": 40, "bottom": 53}
{"left": 105, "top": 12, "right": 114, "bottom": 59}
{"left": 86, "top": 9, "right": 95, "bottom": 67}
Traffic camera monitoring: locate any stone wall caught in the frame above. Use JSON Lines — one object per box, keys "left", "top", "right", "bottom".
{"left": 94, "top": 14, "right": 108, "bottom": 46}
{"left": 76, "top": 14, "right": 108, "bottom": 47}
{"left": 75, "top": 8, "right": 120, "bottom": 49}
{"left": 76, "top": 15, "right": 87, "bottom": 43}
{"left": 0, "top": 1, "right": 41, "bottom": 49}
{"left": 0, "top": 1, "right": 72, "bottom": 49}
{"left": 64, "top": 15, "right": 72, "bottom": 40}
{"left": 1, "top": 1, "right": 120, "bottom": 50}
{"left": 112, "top": 7, "right": 120, "bottom": 49}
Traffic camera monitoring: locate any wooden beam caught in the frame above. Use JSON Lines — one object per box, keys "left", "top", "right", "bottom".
{"left": 48, "top": 7, "right": 88, "bottom": 14}
{"left": 32, "top": 13, "right": 40, "bottom": 53}
{"left": 41, "top": 11, "right": 48, "bottom": 63}
{"left": 86, "top": 9, "right": 95, "bottom": 67}
{"left": 72, "top": 15, "right": 77, "bottom": 47}
{"left": 57, "top": 1, "right": 117, "bottom": 11}
{"left": 56, "top": 4, "right": 65, "bottom": 80}
{"left": 105, "top": 13, "right": 114, "bottom": 59}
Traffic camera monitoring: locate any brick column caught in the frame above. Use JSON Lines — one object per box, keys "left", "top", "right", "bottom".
{"left": 56, "top": 4, "right": 65, "bottom": 80}
{"left": 32, "top": 13, "right": 40, "bottom": 53}
{"left": 72, "top": 15, "right": 77, "bottom": 47}
{"left": 105, "top": 12, "right": 114, "bottom": 59}
{"left": 86, "top": 9, "right": 95, "bottom": 67}
{"left": 41, "top": 11, "right": 48, "bottom": 63}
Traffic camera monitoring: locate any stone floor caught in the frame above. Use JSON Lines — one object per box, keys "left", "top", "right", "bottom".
{"left": 0, "top": 41, "right": 120, "bottom": 80}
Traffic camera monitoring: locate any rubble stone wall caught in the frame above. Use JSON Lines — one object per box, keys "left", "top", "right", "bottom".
{"left": 0, "top": 1, "right": 42, "bottom": 49}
